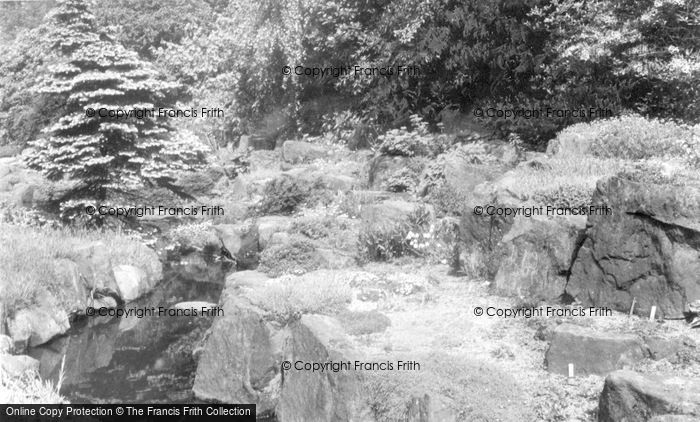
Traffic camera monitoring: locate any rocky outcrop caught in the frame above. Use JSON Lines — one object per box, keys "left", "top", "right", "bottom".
{"left": 3, "top": 240, "right": 162, "bottom": 351}
{"left": 0, "top": 354, "right": 40, "bottom": 377}
{"left": 567, "top": 177, "right": 700, "bottom": 318}
{"left": 213, "top": 221, "right": 260, "bottom": 269}
{"left": 113, "top": 265, "right": 151, "bottom": 302}
{"left": 277, "top": 315, "right": 370, "bottom": 422}
{"left": 492, "top": 215, "right": 585, "bottom": 301}
{"left": 192, "top": 294, "right": 279, "bottom": 412}
{"left": 8, "top": 305, "right": 70, "bottom": 350}
{"left": 282, "top": 141, "right": 329, "bottom": 164}
{"left": 193, "top": 271, "right": 369, "bottom": 421}
{"left": 258, "top": 216, "right": 294, "bottom": 249}
{"left": 0, "top": 334, "right": 12, "bottom": 354}
{"left": 545, "top": 323, "right": 647, "bottom": 376}
{"left": 598, "top": 370, "right": 700, "bottom": 422}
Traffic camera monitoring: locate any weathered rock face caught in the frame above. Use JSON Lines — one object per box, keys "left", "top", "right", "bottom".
{"left": 8, "top": 307, "right": 70, "bottom": 350}
{"left": 192, "top": 296, "right": 280, "bottom": 413}
{"left": 258, "top": 216, "right": 294, "bottom": 249}
{"left": 598, "top": 370, "right": 700, "bottom": 422}
{"left": 3, "top": 240, "right": 161, "bottom": 350}
{"left": 194, "top": 271, "right": 370, "bottom": 421}
{"left": 492, "top": 215, "right": 585, "bottom": 301}
{"left": 7, "top": 289, "right": 71, "bottom": 352}
{"left": 276, "top": 315, "right": 370, "bottom": 422}
{"left": 213, "top": 221, "right": 260, "bottom": 269}
{"left": 545, "top": 324, "right": 647, "bottom": 376}
{"left": 0, "top": 334, "right": 13, "bottom": 354}
{"left": 113, "top": 265, "right": 150, "bottom": 302}
{"left": 567, "top": 177, "right": 700, "bottom": 318}
{"left": 282, "top": 141, "right": 329, "bottom": 164}
{"left": 193, "top": 271, "right": 279, "bottom": 413}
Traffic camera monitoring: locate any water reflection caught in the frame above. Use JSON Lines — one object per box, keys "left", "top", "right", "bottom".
{"left": 29, "top": 261, "right": 225, "bottom": 404}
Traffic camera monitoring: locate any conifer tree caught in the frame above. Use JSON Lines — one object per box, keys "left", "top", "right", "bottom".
{"left": 26, "top": 0, "right": 207, "bottom": 222}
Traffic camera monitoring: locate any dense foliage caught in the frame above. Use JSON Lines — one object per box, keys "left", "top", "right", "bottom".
{"left": 23, "top": 0, "right": 207, "bottom": 222}
{"left": 1, "top": 0, "right": 698, "bottom": 151}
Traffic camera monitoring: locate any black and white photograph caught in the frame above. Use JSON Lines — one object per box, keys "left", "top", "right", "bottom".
{"left": 0, "top": 0, "right": 699, "bottom": 420}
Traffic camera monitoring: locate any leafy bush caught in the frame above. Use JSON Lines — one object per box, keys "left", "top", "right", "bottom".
{"left": 377, "top": 115, "right": 452, "bottom": 157}
{"left": 166, "top": 222, "right": 214, "bottom": 253}
{"left": 257, "top": 237, "right": 323, "bottom": 277}
{"left": 256, "top": 176, "right": 314, "bottom": 215}
{"left": 358, "top": 205, "right": 446, "bottom": 262}
{"left": 385, "top": 168, "right": 416, "bottom": 193}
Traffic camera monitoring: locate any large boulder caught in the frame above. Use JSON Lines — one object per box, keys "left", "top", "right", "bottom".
{"left": 7, "top": 304, "right": 71, "bottom": 350}
{"left": 545, "top": 323, "right": 647, "bottom": 376}
{"left": 194, "top": 271, "right": 367, "bottom": 421}
{"left": 72, "top": 241, "right": 162, "bottom": 295}
{"left": 567, "top": 177, "right": 700, "bottom": 318}
{"left": 257, "top": 216, "right": 294, "bottom": 249}
{"left": 112, "top": 265, "right": 150, "bottom": 302}
{"left": 213, "top": 221, "right": 260, "bottom": 269}
{"left": 276, "top": 314, "right": 370, "bottom": 422}
{"left": 282, "top": 141, "right": 329, "bottom": 164}
{"left": 598, "top": 370, "right": 700, "bottom": 422}
{"left": 192, "top": 296, "right": 280, "bottom": 413}
{"left": 0, "top": 354, "right": 40, "bottom": 377}
{"left": 193, "top": 270, "right": 280, "bottom": 414}
{"left": 0, "top": 334, "right": 13, "bottom": 354}
{"left": 492, "top": 215, "right": 585, "bottom": 301}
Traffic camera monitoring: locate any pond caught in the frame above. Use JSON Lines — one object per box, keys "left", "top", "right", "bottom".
{"left": 29, "top": 260, "right": 226, "bottom": 403}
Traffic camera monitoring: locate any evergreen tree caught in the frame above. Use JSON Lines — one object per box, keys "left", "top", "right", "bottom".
{"left": 26, "top": 0, "right": 207, "bottom": 222}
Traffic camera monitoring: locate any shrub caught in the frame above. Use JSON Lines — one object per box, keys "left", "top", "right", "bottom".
{"left": 385, "top": 168, "right": 416, "bottom": 193}
{"left": 427, "top": 184, "right": 471, "bottom": 216}
{"left": 166, "top": 221, "right": 214, "bottom": 253}
{"left": 377, "top": 114, "right": 452, "bottom": 157}
{"left": 256, "top": 176, "right": 326, "bottom": 215}
{"left": 358, "top": 205, "right": 446, "bottom": 262}
{"left": 257, "top": 237, "right": 323, "bottom": 277}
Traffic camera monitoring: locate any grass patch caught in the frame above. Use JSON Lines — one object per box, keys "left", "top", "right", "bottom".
{"left": 336, "top": 310, "right": 391, "bottom": 335}
{"left": 506, "top": 156, "right": 626, "bottom": 206}
{"left": 0, "top": 359, "right": 66, "bottom": 404}
{"left": 245, "top": 271, "right": 352, "bottom": 322}
{"left": 0, "top": 221, "right": 160, "bottom": 315}
{"left": 364, "top": 352, "right": 531, "bottom": 422}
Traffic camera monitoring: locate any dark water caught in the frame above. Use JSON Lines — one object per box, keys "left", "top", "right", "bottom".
{"left": 29, "top": 261, "right": 226, "bottom": 404}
